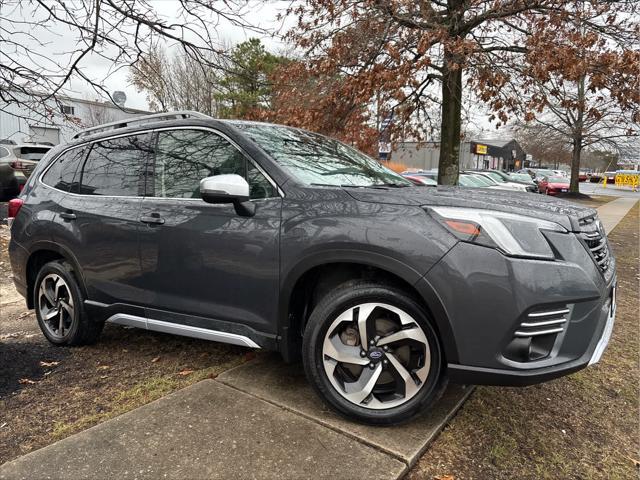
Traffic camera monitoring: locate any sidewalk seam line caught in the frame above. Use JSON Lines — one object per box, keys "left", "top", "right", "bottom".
{"left": 214, "top": 377, "right": 409, "bottom": 467}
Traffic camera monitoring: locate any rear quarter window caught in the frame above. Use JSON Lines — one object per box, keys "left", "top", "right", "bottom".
{"left": 41, "top": 147, "right": 86, "bottom": 192}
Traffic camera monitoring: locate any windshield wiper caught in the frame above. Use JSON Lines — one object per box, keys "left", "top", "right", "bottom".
{"left": 374, "top": 182, "right": 410, "bottom": 188}
{"left": 310, "top": 183, "right": 365, "bottom": 188}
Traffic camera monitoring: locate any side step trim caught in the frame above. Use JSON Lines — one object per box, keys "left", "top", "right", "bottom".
{"left": 106, "top": 313, "right": 260, "bottom": 349}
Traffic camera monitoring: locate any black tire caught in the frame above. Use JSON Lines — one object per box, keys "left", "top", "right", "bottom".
{"left": 34, "top": 260, "right": 104, "bottom": 346}
{"left": 302, "top": 280, "right": 446, "bottom": 425}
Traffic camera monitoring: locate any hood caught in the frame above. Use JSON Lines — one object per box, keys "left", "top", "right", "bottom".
{"left": 345, "top": 186, "right": 595, "bottom": 231}
{"left": 548, "top": 182, "right": 570, "bottom": 188}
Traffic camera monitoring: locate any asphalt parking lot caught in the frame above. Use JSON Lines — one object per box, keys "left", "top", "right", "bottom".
{"left": 580, "top": 182, "right": 640, "bottom": 198}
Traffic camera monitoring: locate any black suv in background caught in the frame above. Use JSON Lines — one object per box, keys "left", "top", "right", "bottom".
{"left": 8, "top": 112, "right": 616, "bottom": 424}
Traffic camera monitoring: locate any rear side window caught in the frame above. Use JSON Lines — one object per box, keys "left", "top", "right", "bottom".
{"left": 41, "top": 147, "right": 85, "bottom": 192}
{"left": 0, "top": 147, "right": 9, "bottom": 158}
{"left": 78, "top": 134, "right": 150, "bottom": 196}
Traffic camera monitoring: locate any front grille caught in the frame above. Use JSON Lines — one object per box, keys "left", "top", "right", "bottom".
{"left": 578, "top": 214, "right": 611, "bottom": 273}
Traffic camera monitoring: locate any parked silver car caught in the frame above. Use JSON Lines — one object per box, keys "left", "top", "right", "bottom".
{"left": 0, "top": 142, "right": 53, "bottom": 177}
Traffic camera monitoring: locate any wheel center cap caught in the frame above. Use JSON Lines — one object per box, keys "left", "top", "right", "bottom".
{"left": 367, "top": 348, "right": 384, "bottom": 363}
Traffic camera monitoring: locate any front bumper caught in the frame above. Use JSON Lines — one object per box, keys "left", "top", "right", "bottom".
{"left": 423, "top": 231, "right": 616, "bottom": 386}
{"left": 447, "top": 285, "right": 615, "bottom": 385}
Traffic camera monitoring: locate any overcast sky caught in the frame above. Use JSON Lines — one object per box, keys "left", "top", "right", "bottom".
{"left": 2, "top": 1, "right": 293, "bottom": 110}
{"left": 1, "top": 0, "right": 524, "bottom": 140}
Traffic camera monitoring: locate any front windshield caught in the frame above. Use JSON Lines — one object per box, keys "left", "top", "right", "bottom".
{"left": 459, "top": 175, "right": 481, "bottom": 187}
{"left": 235, "top": 123, "right": 411, "bottom": 187}
{"left": 547, "top": 176, "right": 567, "bottom": 183}
{"left": 510, "top": 174, "right": 533, "bottom": 182}
{"left": 485, "top": 172, "right": 507, "bottom": 183}
{"left": 472, "top": 174, "right": 497, "bottom": 186}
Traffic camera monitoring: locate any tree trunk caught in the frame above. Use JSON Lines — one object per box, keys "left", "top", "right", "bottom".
{"left": 569, "top": 137, "right": 582, "bottom": 193}
{"left": 438, "top": 61, "right": 463, "bottom": 185}
{"left": 569, "top": 74, "right": 586, "bottom": 194}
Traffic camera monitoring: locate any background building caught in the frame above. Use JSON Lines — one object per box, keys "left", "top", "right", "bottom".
{"left": 0, "top": 91, "right": 147, "bottom": 145}
{"left": 393, "top": 138, "right": 529, "bottom": 171}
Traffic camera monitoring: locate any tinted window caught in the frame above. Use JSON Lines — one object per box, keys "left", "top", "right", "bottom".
{"left": 17, "top": 147, "right": 50, "bottom": 160}
{"left": 42, "top": 147, "right": 85, "bottom": 192}
{"left": 79, "top": 134, "right": 150, "bottom": 196}
{"left": 153, "top": 129, "right": 276, "bottom": 199}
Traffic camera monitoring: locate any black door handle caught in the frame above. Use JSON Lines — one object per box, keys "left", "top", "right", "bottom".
{"left": 60, "top": 211, "right": 76, "bottom": 221}
{"left": 140, "top": 213, "right": 165, "bottom": 225}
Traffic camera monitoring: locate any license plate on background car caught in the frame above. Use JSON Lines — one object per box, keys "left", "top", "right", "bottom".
{"left": 561, "top": 189, "right": 568, "bottom": 192}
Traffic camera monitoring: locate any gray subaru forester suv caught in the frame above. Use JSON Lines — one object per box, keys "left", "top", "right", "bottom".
{"left": 7, "top": 112, "right": 616, "bottom": 424}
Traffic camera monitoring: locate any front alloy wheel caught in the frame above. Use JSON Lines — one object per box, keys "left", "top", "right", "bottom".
{"left": 322, "top": 303, "right": 431, "bottom": 409}
{"left": 303, "top": 282, "right": 444, "bottom": 425}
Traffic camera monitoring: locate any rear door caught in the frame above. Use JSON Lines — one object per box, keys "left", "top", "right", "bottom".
{"left": 52, "top": 133, "right": 151, "bottom": 305}
{"left": 137, "top": 128, "right": 282, "bottom": 334}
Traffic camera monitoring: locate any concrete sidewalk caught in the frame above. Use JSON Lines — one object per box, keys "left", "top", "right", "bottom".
{"left": 0, "top": 359, "right": 472, "bottom": 480}
{"left": 593, "top": 197, "right": 638, "bottom": 233}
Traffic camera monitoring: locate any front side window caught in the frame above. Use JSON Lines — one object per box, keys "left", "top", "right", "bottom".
{"left": 235, "top": 123, "right": 411, "bottom": 187}
{"left": 78, "top": 134, "right": 150, "bottom": 196}
{"left": 153, "top": 129, "right": 276, "bottom": 200}
{"left": 42, "top": 147, "right": 85, "bottom": 192}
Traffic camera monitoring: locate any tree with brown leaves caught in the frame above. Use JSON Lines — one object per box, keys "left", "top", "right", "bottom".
{"left": 279, "top": 0, "right": 639, "bottom": 185}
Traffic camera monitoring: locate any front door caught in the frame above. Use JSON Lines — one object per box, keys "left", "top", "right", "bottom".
{"left": 137, "top": 128, "right": 282, "bottom": 334}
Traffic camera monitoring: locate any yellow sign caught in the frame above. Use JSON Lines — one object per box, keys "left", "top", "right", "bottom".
{"left": 475, "top": 144, "right": 488, "bottom": 155}
{"left": 614, "top": 173, "right": 640, "bottom": 190}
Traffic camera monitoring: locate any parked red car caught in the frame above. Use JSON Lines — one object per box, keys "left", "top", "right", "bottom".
{"left": 539, "top": 176, "right": 570, "bottom": 195}
{"left": 401, "top": 173, "right": 438, "bottom": 186}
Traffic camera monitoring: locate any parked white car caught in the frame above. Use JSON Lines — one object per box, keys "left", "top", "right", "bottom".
{"left": 471, "top": 171, "right": 529, "bottom": 192}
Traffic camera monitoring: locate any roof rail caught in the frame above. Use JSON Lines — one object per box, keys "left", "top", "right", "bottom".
{"left": 72, "top": 110, "right": 212, "bottom": 140}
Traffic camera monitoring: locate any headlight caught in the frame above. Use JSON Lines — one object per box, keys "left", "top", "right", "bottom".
{"left": 429, "top": 207, "right": 567, "bottom": 260}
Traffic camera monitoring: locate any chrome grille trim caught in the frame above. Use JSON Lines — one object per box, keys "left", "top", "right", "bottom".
{"left": 520, "top": 318, "right": 567, "bottom": 328}
{"left": 514, "top": 327, "right": 565, "bottom": 337}
{"left": 578, "top": 214, "right": 611, "bottom": 273}
{"left": 527, "top": 308, "right": 570, "bottom": 318}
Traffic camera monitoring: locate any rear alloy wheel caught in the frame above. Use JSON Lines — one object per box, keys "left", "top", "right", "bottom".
{"left": 303, "top": 282, "right": 444, "bottom": 425}
{"left": 34, "top": 260, "right": 104, "bottom": 346}
{"left": 38, "top": 273, "right": 75, "bottom": 340}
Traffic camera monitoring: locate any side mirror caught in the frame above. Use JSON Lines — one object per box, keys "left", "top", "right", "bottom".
{"left": 200, "top": 174, "right": 255, "bottom": 217}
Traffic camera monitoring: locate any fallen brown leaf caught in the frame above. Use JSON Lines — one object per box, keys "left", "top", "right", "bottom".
{"left": 435, "top": 475, "right": 455, "bottom": 480}
{"left": 40, "top": 361, "right": 59, "bottom": 367}
{"left": 96, "top": 365, "right": 110, "bottom": 370}
{"left": 177, "top": 369, "right": 194, "bottom": 376}
{"left": 151, "top": 357, "right": 160, "bottom": 363}
{"left": 18, "top": 378, "right": 36, "bottom": 385}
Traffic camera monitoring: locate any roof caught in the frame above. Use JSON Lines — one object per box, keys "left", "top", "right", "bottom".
{"left": 472, "top": 139, "right": 514, "bottom": 148}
